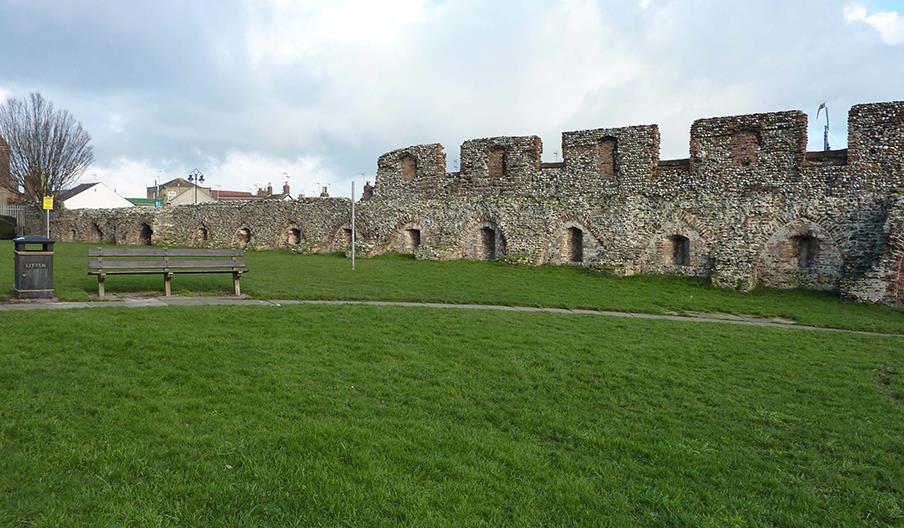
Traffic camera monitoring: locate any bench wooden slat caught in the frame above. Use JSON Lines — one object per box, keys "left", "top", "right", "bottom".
{"left": 89, "top": 269, "right": 248, "bottom": 276}
{"left": 87, "top": 247, "right": 247, "bottom": 298}
{"left": 88, "top": 248, "right": 242, "bottom": 257}
{"left": 89, "top": 259, "right": 246, "bottom": 270}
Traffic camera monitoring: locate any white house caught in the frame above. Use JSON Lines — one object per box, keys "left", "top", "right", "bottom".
{"left": 57, "top": 182, "right": 134, "bottom": 210}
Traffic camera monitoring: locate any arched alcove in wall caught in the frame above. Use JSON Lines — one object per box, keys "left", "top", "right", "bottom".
{"left": 758, "top": 218, "right": 843, "bottom": 290}
{"left": 139, "top": 224, "right": 153, "bottom": 245}
{"left": 235, "top": 227, "right": 252, "bottom": 248}
{"left": 460, "top": 219, "right": 506, "bottom": 261}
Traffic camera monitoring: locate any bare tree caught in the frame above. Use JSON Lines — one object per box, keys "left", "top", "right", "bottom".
{"left": 0, "top": 93, "right": 94, "bottom": 201}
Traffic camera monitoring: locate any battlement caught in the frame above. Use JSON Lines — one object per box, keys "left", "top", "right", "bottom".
{"left": 372, "top": 101, "right": 904, "bottom": 200}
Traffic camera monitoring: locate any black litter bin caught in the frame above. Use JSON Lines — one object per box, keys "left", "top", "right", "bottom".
{"left": 13, "top": 236, "right": 55, "bottom": 299}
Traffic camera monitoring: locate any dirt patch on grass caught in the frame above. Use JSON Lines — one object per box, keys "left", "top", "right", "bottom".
{"left": 875, "top": 365, "right": 903, "bottom": 404}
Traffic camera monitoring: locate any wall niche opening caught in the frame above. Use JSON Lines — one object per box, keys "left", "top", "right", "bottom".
{"left": 343, "top": 228, "right": 353, "bottom": 248}
{"left": 139, "top": 224, "right": 153, "bottom": 246}
{"left": 196, "top": 226, "right": 209, "bottom": 243}
{"left": 481, "top": 227, "right": 496, "bottom": 260}
{"left": 287, "top": 227, "right": 302, "bottom": 246}
{"left": 565, "top": 227, "right": 583, "bottom": 263}
{"left": 487, "top": 147, "right": 506, "bottom": 178}
{"left": 236, "top": 227, "right": 252, "bottom": 248}
{"left": 731, "top": 129, "right": 761, "bottom": 167}
{"left": 400, "top": 155, "right": 417, "bottom": 183}
{"left": 793, "top": 234, "right": 818, "bottom": 269}
{"left": 669, "top": 235, "right": 690, "bottom": 266}
{"left": 597, "top": 137, "right": 618, "bottom": 180}
{"left": 404, "top": 228, "right": 421, "bottom": 252}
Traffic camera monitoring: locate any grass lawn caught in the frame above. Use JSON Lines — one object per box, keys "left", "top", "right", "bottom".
{"left": 2, "top": 241, "right": 902, "bottom": 334}
{"left": 1, "top": 304, "right": 903, "bottom": 526}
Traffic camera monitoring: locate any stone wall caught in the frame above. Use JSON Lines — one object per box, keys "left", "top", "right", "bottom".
{"left": 38, "top": 198, "right": 352, "bottom": 252}
{"left": 37, "top": 100, "right": 904, "bottom": 306}
{"left": 359, "top": 100, "right": 903, "bottom": 305}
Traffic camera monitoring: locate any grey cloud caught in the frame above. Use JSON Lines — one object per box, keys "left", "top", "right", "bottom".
{"left": 1, "top": 0, "right": 902, "bottom": 196}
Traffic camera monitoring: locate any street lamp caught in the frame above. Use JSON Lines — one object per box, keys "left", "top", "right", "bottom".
{"left": 187, "top": 169, "right": 205, "bottom": 204}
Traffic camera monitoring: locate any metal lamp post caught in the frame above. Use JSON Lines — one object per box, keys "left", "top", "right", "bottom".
{"left": 188, "top": 169, "right": 205, "bottom": 204}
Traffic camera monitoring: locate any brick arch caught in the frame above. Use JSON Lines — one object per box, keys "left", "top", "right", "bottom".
{"left": 330, "top": 224, "right": 353, "bottom": 252}
{"left": 233, "top": 226, "right": 253, "bottom": 248}
{"left": 758, "top": 218, "right": 843, "bottom": 290}
{"left": 138, "top": 223, "right": 153, "bottom": 245}
{"left": 646, "top": 229, "right": 708, "bottom": 273}
{"left": 458, "top": 216, "right": 507, "bottom": 260}
{"left": 89, "top": 222, "right": 104, "bottom": 243}
{"left": 194, "top": 224, "right": 210, "bottom": 244}
{"left": 386, "top": 215, "right": 424, "bottom": 255}
{"left": 640, "top": 211, "right": 714, "bottom": 273}
{"left": 284, "top": 223, "right": 304, "bottom": 247}
{"left": 538, "top": 215, "right": 609, "bottom": 265}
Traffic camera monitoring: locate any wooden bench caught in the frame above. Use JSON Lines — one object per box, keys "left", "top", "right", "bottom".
{"left": 88, "top": 248, "right": 248, "bottom": 298}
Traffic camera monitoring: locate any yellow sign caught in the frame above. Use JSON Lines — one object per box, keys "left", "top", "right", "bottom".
{"left": 42, "top": 196, "right": 54, "bottom": 210}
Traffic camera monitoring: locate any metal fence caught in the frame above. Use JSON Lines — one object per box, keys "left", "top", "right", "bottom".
{"left": 0, "top": 204, "right": 28, "bottom": 236}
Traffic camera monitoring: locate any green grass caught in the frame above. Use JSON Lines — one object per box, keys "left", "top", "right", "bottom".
{"left": 2, "top": 241, "right": 901, "bottom": 334}
{"left": 1, "top": 304, "right": 902, "bottom": 526}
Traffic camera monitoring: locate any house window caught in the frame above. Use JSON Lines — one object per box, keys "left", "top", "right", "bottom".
{"left": 669, "top": 235, "right": 690, "bottom": 266}
{"left": 794, "top": 235, "right": 818, "bottom": 268}
{"left": 731, "top": 130, "right": 760, "bottom": 166}
{"left": 565, "top": 227, "right": 583, "bottom": 263}
{"left": 487, "top": 147, "right": 506, "bottom": 178}
{"left": 404, "top": 228, "right": 421, "bottom": 252}
{"left": 597, "top": 137, "right": 617, "bottom": 180}
{"left": 400, "top": 155, "right": 417, "bottom": 183}
{"left": 481, "top": 227, "right": 496, "bottom": 260}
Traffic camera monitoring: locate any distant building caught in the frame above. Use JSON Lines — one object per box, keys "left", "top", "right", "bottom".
{"left": 148, "top": 178, "right": 216, "bottom": 206}
{"left": 127, "top": 197, "right": 160, "bottom": 208}
{"left": 263, "top": 182, "right": 294, "bottom": 202}
{"left": 211, "top": 189, "right": 257, "bottom": 202}
{"left": 57, "top": 182, "right": 133, "bottom": 210}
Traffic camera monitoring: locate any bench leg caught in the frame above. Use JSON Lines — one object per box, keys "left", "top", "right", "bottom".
{"left": 98, "top": 274, "right": 106, "bottom": 298}
{"left": 164, "top": 272, "right": 173, "bottom": 296}
{"left": 233, "top": 272, "right": 242, "bottom": 296}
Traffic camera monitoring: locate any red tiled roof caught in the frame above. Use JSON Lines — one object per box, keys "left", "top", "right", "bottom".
{"left": 212, "top": 189, "right": 258, "bottom": 200}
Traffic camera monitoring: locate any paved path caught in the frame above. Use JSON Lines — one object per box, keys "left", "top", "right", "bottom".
{"left": 2, "top": 296, "right": 901, "bottom": 338}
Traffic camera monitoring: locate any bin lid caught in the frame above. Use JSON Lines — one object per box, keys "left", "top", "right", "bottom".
{"left": 14, "top": 235, "right": 55, "bottom": 243}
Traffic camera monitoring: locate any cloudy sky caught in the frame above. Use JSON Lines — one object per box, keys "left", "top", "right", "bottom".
{"left": 1, "top": 0, "right": 903, "bottom": 199}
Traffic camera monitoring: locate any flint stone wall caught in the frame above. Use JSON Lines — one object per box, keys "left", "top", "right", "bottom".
{"left": 37, "top": 100, "right": 904, "bottom": 305}
{"left": 39, "top": 198, "right": 353, "bottom": 252}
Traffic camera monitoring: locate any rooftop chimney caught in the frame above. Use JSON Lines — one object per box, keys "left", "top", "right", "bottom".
{"left": 319, "top": 186, "right": 329, "bottom": 198}
{"left": 283, "top": 181, "right": 290, "bottom": 195}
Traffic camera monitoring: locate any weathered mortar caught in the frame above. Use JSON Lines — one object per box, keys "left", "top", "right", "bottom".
{"left": 39, "top": 100, "right": 904, "bottom": 305}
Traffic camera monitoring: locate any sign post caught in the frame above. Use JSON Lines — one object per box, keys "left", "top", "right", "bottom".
{"left": 42, "top": 195, "right": 53, "bottom": 238}
{"left": 351, "top": 181, "right": 356, "bottom": 270}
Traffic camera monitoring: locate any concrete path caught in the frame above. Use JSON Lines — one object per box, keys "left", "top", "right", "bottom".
{"left": 1, "top": 296, "right": 901, "bottom": 338}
